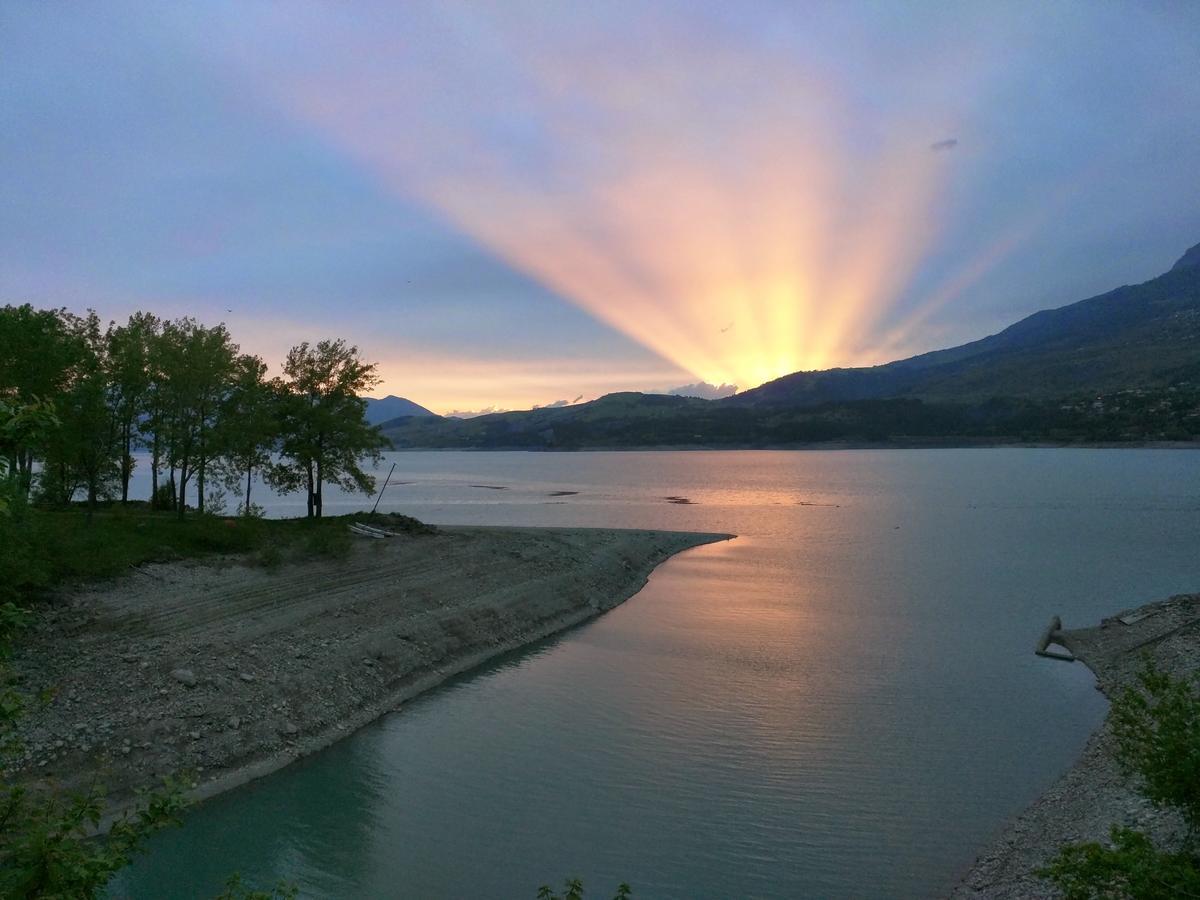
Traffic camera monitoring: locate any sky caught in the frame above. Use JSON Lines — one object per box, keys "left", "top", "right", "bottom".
{"left": 3, "top": 2, "right": 1199, "bottom": 415}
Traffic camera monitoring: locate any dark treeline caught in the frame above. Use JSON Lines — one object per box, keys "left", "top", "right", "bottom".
{"left": 0, "top": 304, "right": 386, "bottom": 519}
{"left": 383, "top": 384, "right": 1200, "bottom": 449}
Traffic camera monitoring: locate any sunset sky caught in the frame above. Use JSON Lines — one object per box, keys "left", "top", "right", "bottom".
{"left": 3, "top": 2, "right": 1199, "bottom": 414}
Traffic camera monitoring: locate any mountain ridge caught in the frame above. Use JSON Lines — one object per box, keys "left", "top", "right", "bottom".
{"left": 363, "top": 395, "right": 437, "bottom": 425}
{"left": 380, "top": 241, "right": 1200, "bottom": 448}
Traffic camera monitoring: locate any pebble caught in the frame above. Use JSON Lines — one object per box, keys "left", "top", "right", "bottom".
{"left": 171, "top": 669, "right": 198, "bottom": 688}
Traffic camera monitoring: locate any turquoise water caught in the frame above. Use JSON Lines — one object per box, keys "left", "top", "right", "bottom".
{"left": 113, "top": 450, "right": 1200, "bottom": 898}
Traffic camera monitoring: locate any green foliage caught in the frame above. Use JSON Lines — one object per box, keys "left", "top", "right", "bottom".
{"left": 256, "top": 540, "right": 284, "bottom": 570}
{"left": 212, "top": 872, "right": 299, "bottom": 900}
{"left": 0, "top": 777, "right": 188, "bottom": 899}
{"left": 1040, "top": 664, "right": 1200, "bottom": 898}
{"left": 272, "top": 339, "right": 386, "bottom": 518}
{"left": 536, "top": 879, "right": 632, "bottom": 900}
{"left": 0, "top": 506, "right": 433, "bottom": 605}
{"left": 1110, "top": 661, "right": 1200, "bottom": 831}
{"left": 1038, "top": 825, "right": 1200, "bottom": 900}
{"left": 2, "top": 303, "right": 396, "bottom": 525}
{"left": 301, "top": 521, "right": 352, "bottom": 559}
{"left": 214, "top": 355, "right": 279, "bottom": 517}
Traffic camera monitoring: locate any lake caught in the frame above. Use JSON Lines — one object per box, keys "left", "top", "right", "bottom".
{"left": 111, "top": 449, "right": 1200, "bottom": 898}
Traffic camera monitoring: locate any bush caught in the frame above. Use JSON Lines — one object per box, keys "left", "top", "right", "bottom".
{"left": 1041, "top": 826, "right": 1200, "bottom": 900}
{"left": 256, "top": 541, "right": 283, "bottom": 570}
{"left": 1040, "top": 662, "right": 1200, "bottom": 898}
{"left": 1110, "top": 661, "right": 1200, "bottom": 830}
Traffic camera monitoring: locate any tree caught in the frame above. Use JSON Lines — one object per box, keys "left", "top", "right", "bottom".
{"left": 106, "top": 312, "right": 159, "bottom": 504}
{"left": 36, "top": 312, "right": 120, "bottom": 518}
{"left": 156, "top": 320, "right": 238, "bottom": 519}
{"left": 273, "top": 340, "right": 385, "bottom": 518}
{"left": 215, "top": 355, "right": 278, "bottom": 516}
{"left": 0, "top": 305, "right": 80, "bottom": 497}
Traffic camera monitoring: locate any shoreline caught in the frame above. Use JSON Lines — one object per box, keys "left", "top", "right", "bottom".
{"left": 384, "top": 440, "right": 1200, "bottom": 452}
{"left": 950, "top": 591, "right": 1199, "bottom": 898}
{"left": 8, "top": 525, "right": 733, "bottom": 828}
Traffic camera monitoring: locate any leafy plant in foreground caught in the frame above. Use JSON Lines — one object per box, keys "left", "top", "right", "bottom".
{"left": 1039, "top": 661, "right": 1200, "bottom": 898}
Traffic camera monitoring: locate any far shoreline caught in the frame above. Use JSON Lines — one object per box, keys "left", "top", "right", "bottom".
{"left": 382, "top": 440, "right": 1200, "bottom": 452}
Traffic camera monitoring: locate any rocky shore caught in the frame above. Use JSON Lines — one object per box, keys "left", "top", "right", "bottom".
{"left": 7, "top": 525, "right": 731, "bottom": 821}
{"left": 951, "top": 591, "right": 1199, "bottom": 898}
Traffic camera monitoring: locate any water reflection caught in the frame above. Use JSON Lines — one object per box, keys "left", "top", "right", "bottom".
{"left": 113, "top": 450, "right": 1200, "bottom": 898}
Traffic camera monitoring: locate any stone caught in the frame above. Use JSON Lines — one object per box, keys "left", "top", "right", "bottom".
{"left": 281, "top": 722, "right": 299, "bottom": 736}
{"left": 171, "top": 669, "right": 198, "bottom": 688}
{"left": 238, "top": 672, "right": 256, "bottom": 683}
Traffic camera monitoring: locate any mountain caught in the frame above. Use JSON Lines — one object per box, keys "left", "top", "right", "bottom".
{"left": 730, "top": 244, "right": 1200, "bottom": 408}
{"left": 1173, "top": 241, "right": 1200, "bottom": 272}
{"left": 363, "top": 395, "right": 438, "bottom": 425}
{"left": 380, "top": 241, "right": 1200, "bottom": 448}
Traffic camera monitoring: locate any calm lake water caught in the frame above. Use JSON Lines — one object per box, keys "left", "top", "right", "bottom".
{"left": 111, "top": 450, "right": 1200, "bottom": 899}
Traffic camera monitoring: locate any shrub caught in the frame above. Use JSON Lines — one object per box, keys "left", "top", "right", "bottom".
{"left": 1039, "top": 662, "right": 1200, "bottom": 898}
{"left": 1110, "top": 661, "right": 1200, "bottom": 831}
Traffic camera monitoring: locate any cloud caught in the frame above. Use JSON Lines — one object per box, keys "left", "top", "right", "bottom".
{"left": 444, "top": 406, "right": 509, "bottom": 419}
{"left": 663, "top": 381, "right": 737, "bottom": 400}
{"left": 930, "top": 138, "right": 958, "bottom": 152}
{"left": 533, "top": 394, "right": 584, "bottom": 409}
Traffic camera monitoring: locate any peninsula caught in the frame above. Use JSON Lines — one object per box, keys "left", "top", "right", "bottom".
{"left": 8, "top": 524, "right": 732, "bottom": 818}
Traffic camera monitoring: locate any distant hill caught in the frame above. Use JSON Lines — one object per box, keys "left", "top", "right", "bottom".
{"left": 1173, "top": 240, "right": 1200, "bottom": 272}
{"left": 380, "top": 241, "right": 1200, "bottom": 448}
{"left": 732, "top": 244, "right": 1200, "bottom": 408}
{"left": 363, "top": 395, "right": 438, "bottom": 425}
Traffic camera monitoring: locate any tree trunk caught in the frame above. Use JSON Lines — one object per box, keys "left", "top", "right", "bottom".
{"left": 17, "top": 449, "right": 33, "bottom": 497}
{"left": 314, "top": 457, "right": 323, "bottom": 518}
{"left": 120, "top": 420, "right": 132, "bottom": 504}
{"left": 150, "top": 430, "right": 160, "bottom": 509}
{"left": 244, "top": 465, "right": 253, "bottom": 516}
{"left": 305, "top": 465, "right": 314, "bottom": 519}
{"left": 177, "top": 459, "right": 189, "bottom": 520}
{"left": 197, "top": 453, "right": 206, "bottom": 515}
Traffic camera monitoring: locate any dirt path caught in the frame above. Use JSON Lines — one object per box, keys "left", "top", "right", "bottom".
{"left": 950, "top": 592, "right": 1199, "bottom": 898}
{"left": 8, "top": 525, "right": 732, "bottom": 817}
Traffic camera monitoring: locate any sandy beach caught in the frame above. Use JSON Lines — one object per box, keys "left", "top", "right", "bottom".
{"left": 951, "top": 591, "right": 1199, "bottom": 898}
{"left": 7, "top": 525, "right": 732, "bottom": 820}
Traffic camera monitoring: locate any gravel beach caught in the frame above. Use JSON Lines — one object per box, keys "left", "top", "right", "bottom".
{"left": 951, "top": 592, "right": 1199, "bottom": 898}
{"left": 7, "top": 525, "right": 732, "bottom": 822}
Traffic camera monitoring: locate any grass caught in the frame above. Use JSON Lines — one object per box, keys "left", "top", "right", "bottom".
{"left": 0, "top": 502, "right": 436, "bottom": 603}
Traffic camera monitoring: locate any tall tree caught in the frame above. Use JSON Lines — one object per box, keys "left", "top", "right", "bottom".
{"left": 273, "top": 340, "right": 385, "bottom": 518}
{"left": 157, "top": 319, "right": 238, "bottom": 518}
{"left": 215, "top": 354, "right": 278, "bottom": 516}
{"left": 106, "top": 312, "right": 159, "bottom": 504}
{"left": 0, "top": 305, "right": 79, "bottom": 496}
{"left": 38, "top": 312, "right": 120, "bottom": 518}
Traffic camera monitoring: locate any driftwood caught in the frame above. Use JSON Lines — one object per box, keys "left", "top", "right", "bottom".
{"left": 1034, "top": 615, "right": 1076, "bottom": 662}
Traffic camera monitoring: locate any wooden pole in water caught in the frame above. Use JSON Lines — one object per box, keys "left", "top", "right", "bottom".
{"left": 371, "top": 462, "right": 397, "bottom": 514}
